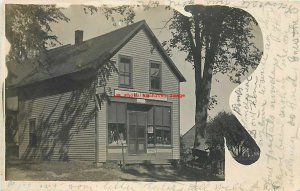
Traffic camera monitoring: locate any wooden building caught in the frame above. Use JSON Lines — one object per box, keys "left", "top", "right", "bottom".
{"left": 6, "top": 20, "right": 186, "bottom": 164}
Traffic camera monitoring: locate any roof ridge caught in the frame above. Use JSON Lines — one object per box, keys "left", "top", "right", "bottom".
{"left": 48, "top": 20, "right": 146, "bottom": 52}
{"left": 87, "top": 20, "right": 145, "bottom": 41}
{"left": 9, "top": 19, "right": 186, "bottom": 88}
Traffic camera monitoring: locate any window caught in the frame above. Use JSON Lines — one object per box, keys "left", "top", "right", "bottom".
{"left": 108, "top": 102, "right": 127, "bottom": 145}
{"left": 108, "top": 124, "right": 127, "bottom": 145}
{"left": 119, "top": 56, "right": 132, "bottom": 87}
{"left": 150, "top": 62, "right": 161, "bottom": 91}
{"left": 29, "top": 119, "right": 37, "bottom": 147}
{"left": 147, "top": 106, "right": 171, "bottom": 146}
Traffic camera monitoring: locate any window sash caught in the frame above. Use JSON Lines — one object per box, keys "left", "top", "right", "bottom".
{"left": 119, "top": 56, "right": 132, "bottom": 87}
{"left": 29, "top": 119, "right": 36, "bottom": 133}
{"left": 29, "top": 118, "right": 37, "bottom": 147}
{"left": 29, "top": 133, "right": 37, "bottom": 147}
{"left": 151, "top": 77, "right": 161, "bottom": 90}
{"left": 150, "top": 62, "right": 161, "bottom": 90}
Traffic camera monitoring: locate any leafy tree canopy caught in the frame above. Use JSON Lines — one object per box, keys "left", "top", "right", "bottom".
{"left": 167, "top": 5, "right": 263, "bottom": 84}
{"left": 5, "top": 4, "right": 135, "bottom": 67}
{"left": 5, "top": 5, "right": 70, "bottom": 66}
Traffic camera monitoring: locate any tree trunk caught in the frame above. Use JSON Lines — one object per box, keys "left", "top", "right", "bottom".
{"left": 193, "top": 53, "right": 214, "bottom": 150}
{"left": 192, "top": 7, "right": 225, "bottom": 151}
{"left": 193, "top": 32, "right": 218, "bottom": 150}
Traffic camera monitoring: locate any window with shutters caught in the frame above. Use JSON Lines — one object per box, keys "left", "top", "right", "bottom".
{"left": 119, "top": 56, "right": 132, "bottom": 88}
{"left": 147, "top": 106, "right": 171, "bottom": 146}
{"left": 107, "top": 102, "right": 127, "bottom": 145}
{"left": 29, "top": 118, "right": 37, "bottom": 147}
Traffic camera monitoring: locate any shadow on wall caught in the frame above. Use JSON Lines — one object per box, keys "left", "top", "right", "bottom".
{"left": 19, "top": 82, "right": 96, "bottom": 161}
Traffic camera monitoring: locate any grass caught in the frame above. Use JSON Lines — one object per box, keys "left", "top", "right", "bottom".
{"left": 5, "top": 158, "right": 224, "bottom": 181}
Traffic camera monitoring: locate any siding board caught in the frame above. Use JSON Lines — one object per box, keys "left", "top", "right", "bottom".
{"left": 18, "top": 85, "right": 96, "bottom": 161}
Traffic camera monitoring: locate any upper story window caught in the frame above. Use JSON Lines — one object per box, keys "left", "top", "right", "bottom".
{"left": 119, "top": 56, "right": 132, "bottom": 88}
{"left": 150, "top": 62, "right": 161, "bottom": 91}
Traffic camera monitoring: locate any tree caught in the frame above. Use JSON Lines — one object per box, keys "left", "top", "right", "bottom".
{"left": 208, "top": 112, "right": 260, "bottom": 165}
{"left": 166, "top": 5, "right": 262, "bottom": 150}
{"left": 5, "top": 5, "right": 70, "bottom": 66}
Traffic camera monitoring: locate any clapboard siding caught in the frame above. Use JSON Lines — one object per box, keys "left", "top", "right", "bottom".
{"left": 18, "top": 86, "right": 96, "bottom": 161}
{"left": 106, "top": 29, "right": 180, "bottom": 160}
{"left": 96, "top": 102, "right": 107, "bottom": 163}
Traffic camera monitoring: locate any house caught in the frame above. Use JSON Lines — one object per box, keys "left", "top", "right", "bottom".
{"left": 6, "top": 20, "right": 186, "bottom": 164}
{"left": 181, "top": 125, "right": 206, "bottom": 150}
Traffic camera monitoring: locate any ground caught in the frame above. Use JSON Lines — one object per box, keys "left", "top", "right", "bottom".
{"left": 6, "top": 157, "right": 224, "bottom": 181}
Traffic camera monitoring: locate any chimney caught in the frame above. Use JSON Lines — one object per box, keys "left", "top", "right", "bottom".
{"left": 75, "top": 30, "right": 83, "bottom": 45}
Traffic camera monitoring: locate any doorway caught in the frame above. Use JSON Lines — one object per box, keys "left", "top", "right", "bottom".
{"left": 128, "top": 111, "right": 147, "bottom": 155}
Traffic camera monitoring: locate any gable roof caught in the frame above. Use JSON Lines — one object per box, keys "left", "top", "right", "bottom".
{"left": 181, "top": 125, "right": 206, "bottom": 151}
{"left": 10, "top": 20, "right": 186, "bottom": 88}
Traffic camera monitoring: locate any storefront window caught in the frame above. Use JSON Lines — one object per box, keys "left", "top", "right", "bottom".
{"left": 108, "top": 102, "right": 127, "bottom": 145}
{"left": 147, "top": 106, "right": 171, "bottom": 146}
{"left": 155, "top": 127, "right": 171, "bottom": 145}
{"left": 108, "top": 124, "right": 127, "bottom": 145}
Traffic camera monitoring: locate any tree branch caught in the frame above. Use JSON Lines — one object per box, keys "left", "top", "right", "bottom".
{"left": 184, "top": 17, "right": 196, "bottom": 57}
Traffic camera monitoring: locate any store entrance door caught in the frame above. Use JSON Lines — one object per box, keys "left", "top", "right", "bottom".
{"left": 128, "top": 111, "right": 147, "bottom": 155}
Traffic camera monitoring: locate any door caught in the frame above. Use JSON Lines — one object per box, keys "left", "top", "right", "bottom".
{"left": 128, "top": 111, "right": 147, "bottom": 155}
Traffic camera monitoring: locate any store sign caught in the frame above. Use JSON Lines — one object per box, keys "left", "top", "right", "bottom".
{"left": 114, "top": 89, "right": 168, "bottom": 101}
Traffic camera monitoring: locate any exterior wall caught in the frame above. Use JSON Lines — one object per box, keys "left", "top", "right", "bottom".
{"left": 182, "top": 126, "right": 196, "bottom": 149}
{"left": 18, "top": 84, "right": 96, "bottom": 161}
{"left": 98, "top": 29, "right": 180, "bottom": 161}
{"left": 182, "top": 125, "right": 206, "bottom": 150}
{"left": 96, "top": 101, "right": 107, "bottom": 163}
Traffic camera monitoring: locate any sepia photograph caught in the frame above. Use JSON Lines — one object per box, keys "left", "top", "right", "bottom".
{"left": 3, "top": 2, "right": 282, "bottom": 183}
{"left": 4, "top": 3, "right": 265, "bottom": 182}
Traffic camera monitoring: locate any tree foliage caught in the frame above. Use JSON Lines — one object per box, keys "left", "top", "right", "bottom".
{"left": 206, "top": 111, "right": 260, "bottom": 164}
{"left": 83, "top": 5, "right": 135, "bottom": 26}
{"left": 165, "top": 5, "right": 263, "bottom": 150}
{"left": 5, "top": 5, "right": 70, "bottom": 66}
{"left": 168, "top": 6, "right": 262, "bottom": 83}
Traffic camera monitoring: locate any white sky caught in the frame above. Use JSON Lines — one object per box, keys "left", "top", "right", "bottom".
{"left": 50, "top": 5, "right": 262, "bottom": 135}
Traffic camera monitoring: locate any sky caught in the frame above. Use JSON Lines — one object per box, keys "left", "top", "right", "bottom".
{"left": 49, "top": 5, "right": 262, "bottom": 135}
